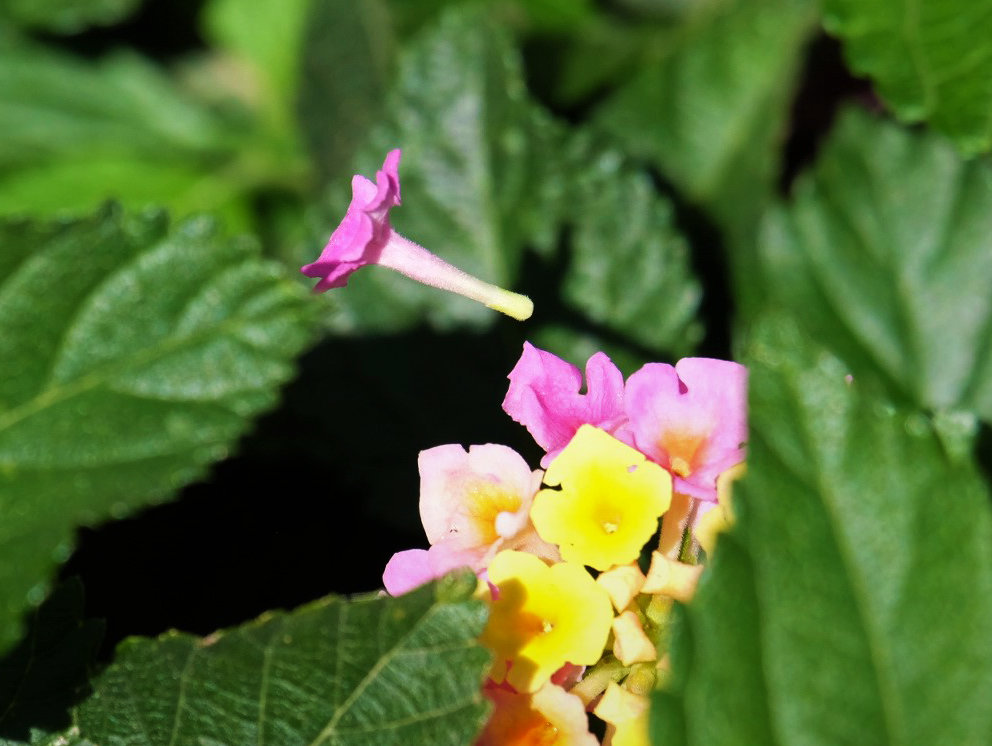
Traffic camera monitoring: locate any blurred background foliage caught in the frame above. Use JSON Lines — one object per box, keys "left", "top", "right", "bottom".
{"left": 2, "top": 0, "right": 992, "bottom": 741}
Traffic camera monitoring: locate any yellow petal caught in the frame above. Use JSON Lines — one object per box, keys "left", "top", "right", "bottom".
{"left": 612, "top": 611, "right": 657, "bottom": 666}
{"left": 695, "top": 462, "right": 746, "bottom": 555}
{"left": 595, "top": 683, "right": 650, "bottom": 746}
{"left": 482, "top": 550, "right": 614, "bottom": 692}
{"left": 596, "top": 564, "right": 646, "bottom": 612}
{"left": 642, "top": 552, "right": 703, "bottom": 602}
{"left": 532, "top": 426, "right": 672, "bottom": 571}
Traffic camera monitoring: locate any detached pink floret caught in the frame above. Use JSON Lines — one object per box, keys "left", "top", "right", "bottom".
{"left": 382, "top": 443, "right": 556, "bottom": 596}
{"left": 502, "top": 342, "right": 626, "bottom": 467}
{"left": 301, "top": 149, "right": 533, "bottom": 320}
{"left": 624, "top": 358, "right": 747, "bottom": 501}
{"left": 302, "top": 149, "right": 401, "bottom": 292}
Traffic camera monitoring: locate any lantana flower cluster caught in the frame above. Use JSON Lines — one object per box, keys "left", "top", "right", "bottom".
{"left": 382, "top": 344, "right": 746, "bottom": 745}
{"left": 304, "top": 150, "right": 747, "bottom": 745}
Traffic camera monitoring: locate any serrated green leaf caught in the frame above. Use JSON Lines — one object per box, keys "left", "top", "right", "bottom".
{"left": 594, "top": 0, "right": 818, "bottom": 316}
{"left": 0, "top": 0, "right": 141, "bottom": 33}
{"left": 564, "top": 145, "right": 702, "bottom": 357}
{"left": 0, "top": 205, "right": 317, "bottom": 653}
{"left": 0, "top": 41, "right": 254, "bottom": 224}
{"left": 0, "top": 580, "right": 101, "bottom": 746}
{"left": 317, "top": 5, "right": 569, "bottom": 333}
{"left": 824, "top": 0, "right": 992, "bottom": 154}
{"left": 75, "top": 573, "right": 491, "bottom": 746}
{"left": 759, "top": 108, "right": 992, "bottom": 419}
{"left": 654, "top": 314, "right": 992, "bottom": 745}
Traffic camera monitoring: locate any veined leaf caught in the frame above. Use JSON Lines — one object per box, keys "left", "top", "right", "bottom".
{"left": 0, "top": 205, "right": 317, "bottom": 653}
{"left": 594, "top": 0, "right": 819, "bottom": 317}
{"left": 74, "top": 573, "right": 491, "bottom": 746}
{"left": 653, "top": 314, "right": 992, "bottom": 745}
{"left": 564, "top": 144, "right": 702, "bottom": 357}
{"left": 824, "top": 0, "right": 992, "bottom": 154}
{"left": 760, "top": 108, "right": 992, "bottom": 419}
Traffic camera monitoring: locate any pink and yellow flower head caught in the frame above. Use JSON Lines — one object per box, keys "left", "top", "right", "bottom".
{"left": 624, "top": 358, "right": 747, "bottom": 501}
{"left": 482, "top": 550, "right": 613, "bottom": 693}
{"left": 530, "top": 425, "right": 672, "bottom": 571}
{"left": 302, "top": 149, "right": 533, "bottom": 319}
{"left": 383, "top": 443, "right": 555, "bottom": 596}
{"left": 503, "top": 342, "right": 626, "bottom": 467}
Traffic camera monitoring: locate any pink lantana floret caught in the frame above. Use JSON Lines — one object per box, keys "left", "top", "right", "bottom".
{"left": 382, "top": 443, "right": 556, "bottom": 596}
{"left": 302, "top": 150, "right": 401, "bottom": 292}
{"left": 502, "top": 342, "right": 626, "bottom": 467}
{"left": 301, "top": 149, "right": 533, "bottom": 320}
{"left": 624, "top": 358, "right": 747, "bottom": 501}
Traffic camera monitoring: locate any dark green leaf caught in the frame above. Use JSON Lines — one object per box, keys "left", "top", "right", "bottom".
{"left": 654, "top": 314, "right": 992, "bottom": 745}
{"left": 0, "top": 581, "right": 101, "bottom": 745}
{"left": 297, "top": 0, "right": 396, "bottom": 183}
{"left": 824, "top": 0, "right": 992, "bottom": 154}
{"left": 313, "top": 5, "right": 569, "bottom": 332}
{"left": 759, "top": 108, "right": 992, "bottom": 419}
{"left": 0, "top": 0, "right": 141, "bottom": 33}
{"left": 564, "top": 145, "right": 702, "bottom": 357}
{"left": 76, "top": 572, "right": 491, "bottom": 746}
{"left": 0, "top": 205, "right": 317, "bottom": 652}
{"left": 594, "top": 0, "right": 818, "bottom": 316}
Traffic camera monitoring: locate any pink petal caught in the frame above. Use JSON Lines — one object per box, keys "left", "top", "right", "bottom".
{"left": 301, "top": 149, "right": 402, "bottom": 291}
{"left": 502, "top": 342, "right": 626, "bottom": 467}
{"left": 625, "top": 358, "right": 746, "bottom": 500}
{"left": 382, "top": 548, "right": 434, "bottom": 596}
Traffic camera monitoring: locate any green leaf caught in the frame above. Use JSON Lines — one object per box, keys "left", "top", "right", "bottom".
{"left": 653, "top": 314, "right": 992, "bottom": 745}
{"left": 824, "top": 0, "right": 992, "bottom": 154}
{"left": 759, "top": 108, "right": 992, "bottom": 419}
{"left": 0, "top": 40, "right": 256, "bottom": 225}
{"left": 75, "top": 572, "right": 492, "bottom": 745}
{"left": 315, "top": 4, "right": 569, "bottom": 332}
{"left": 564, "top": 144, "right": 702, "bottom": 357}
{"left": 0, "top": 205, "right": 317, "bottom": 653}
{"left": 0, "top": 0, "right": 141, "bottom": 33}
{"left": 593, "top": 0, "right": 819, "bottom": 316}
{"left": 0, "top": 580, "right": 101, "bottom": 745}
{"left": 201, "top": 0, "right": 313, "bottom": 133}
{"left": 297, "top": 0, "right": 396, "bottom": 183}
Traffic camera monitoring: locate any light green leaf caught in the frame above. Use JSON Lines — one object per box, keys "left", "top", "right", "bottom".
{"left": 759, "top": 108, "right": 992, "bottom": 419}
{"left": 0, "top": 205, "right": 317, "bottom": 653}
{"left": 315, "top": 5, "right": 569, "bottom": 333}
{"left": 653, "top": 314, "right": 992, "bottom": 745}
{"left": 201, "top": 0, "right": 313, "bottom": 133}
{"left": 0, "top": 0, "right": 141, "bottom": 33}
{"left": 0, "top": 40, "right": 255, "bottom": 225}
{"left": 0, "top": 581, "right": 101, "bottom": 746}
{"left": 824, "top": 0, "right": 992, "bottom": 154}
{"left": 594, "top": 0, "right": 819, "bottom": 316}
{"left": 564, "top": 145, "right": 702, "bottom": 357}
{"left": 75, "top": 573, "right": 491, "bottom": 746}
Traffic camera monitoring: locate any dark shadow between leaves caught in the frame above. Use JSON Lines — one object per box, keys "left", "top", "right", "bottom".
{"left": 0, "top": 579, "right": 103, "bottom": 742}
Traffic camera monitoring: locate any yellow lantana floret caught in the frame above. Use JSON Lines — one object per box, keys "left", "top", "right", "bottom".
{"left": 531, "top": 426, "right": 672, "bottom": 571}
{"left": 481, "top": 550, "right": 613, "bottom": 693}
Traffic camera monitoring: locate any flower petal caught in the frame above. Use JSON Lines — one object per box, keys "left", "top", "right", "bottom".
{"left": 503, "top": 343, "right": 626, "bottom": 467}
